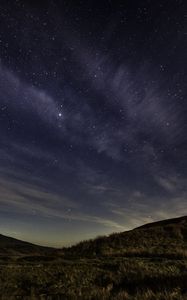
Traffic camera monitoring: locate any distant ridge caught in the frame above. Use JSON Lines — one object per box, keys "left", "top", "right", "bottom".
{"left": 0, "top": 216, "right": 187, "bottom": 259}
{"left": 0, "top": 233, "right": 53, "bottom": 256}
{"left": 136, "top": 215, "right": 187, "bottom": 229}
{"left": 63, "top": 215, "right": 187, "bottom": 258}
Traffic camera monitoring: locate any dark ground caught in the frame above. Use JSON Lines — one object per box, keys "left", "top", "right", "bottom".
{"left": 1, "top": 216, "right": 187, "bottom": 299}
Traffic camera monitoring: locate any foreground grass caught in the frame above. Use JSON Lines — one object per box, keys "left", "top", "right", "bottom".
{"left": 0, "top": 256, "right": 187, "bottom": 299}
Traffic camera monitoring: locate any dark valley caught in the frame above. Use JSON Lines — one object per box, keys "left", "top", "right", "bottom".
{"left": 1, "top": 216, "right": 187, "bottom": 299}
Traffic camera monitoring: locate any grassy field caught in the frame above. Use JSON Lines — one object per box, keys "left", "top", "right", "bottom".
{"left": 0, "top": 256, "right": 187, "bottom": 299}
{"left": 1, "top": 216, "right": 187, "bottom": 299}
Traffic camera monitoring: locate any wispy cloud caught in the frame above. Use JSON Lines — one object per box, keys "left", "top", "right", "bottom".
{"left": 154, "top": 174, "right": 186, "bottom": 193}
{"left": 0, "top": 172, "right": 124, "bottom": 231}
{"left": 0, "top": 63, "right": 64, "bottom": 128}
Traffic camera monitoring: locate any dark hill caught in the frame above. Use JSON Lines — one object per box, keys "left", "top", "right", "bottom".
{"left": 1, "top": 216, "right": 187, "bottom": 259}
{"left": 137, "top": 215, "right": 187, "bottom": 229}
{"left": 0, "top": 216, "right": 187, "bottom": 299}
{"left": 0, "top": 234, "right": 53, "bottom": 257}
{"left": 63, "top": 216, "right": 187, "bottom": 258}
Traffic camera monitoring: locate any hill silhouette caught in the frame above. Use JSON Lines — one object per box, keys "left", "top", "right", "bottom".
{"left": 0, "top": 216, "right": 187, "bottom": 299}
{"left": 1, "top": 215, "right": 187, "bottom": 258}
{"left": 0, "top": 233, "right": 53, "bottom": 257}
{"left": 63, "top": 215, "right": 187, "bottom": 258}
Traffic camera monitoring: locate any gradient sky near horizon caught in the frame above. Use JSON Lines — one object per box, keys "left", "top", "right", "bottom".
{"left": 0, "top": 0, "right": 186, "bottom": 247}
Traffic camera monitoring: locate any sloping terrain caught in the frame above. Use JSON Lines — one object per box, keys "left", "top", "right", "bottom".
{"left": 1, "top": 215, "right": 187, "bottom": 258}
{"left": 64, "top": 216, "right": 187, "bottom": 259}
{"left": 0, "top": 234, "right": 53, "bottom": 257}
{"left": 0, "top": 216, "right": 187, "bottom": 299}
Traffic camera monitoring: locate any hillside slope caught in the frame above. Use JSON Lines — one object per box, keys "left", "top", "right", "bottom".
{"left": 64, "top": 216, "right": 187, "bottom": 258}
{"left": 0, "top": 234, "right": 53, "bottom": 256}
{"left": 1, "top": 216, "right": 187, "bottom": 258}
{"left": 0, "top": 216, "right": 187, "bottom": 299}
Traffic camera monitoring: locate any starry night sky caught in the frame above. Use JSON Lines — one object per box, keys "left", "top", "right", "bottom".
{"left": 0, "top": 0, "right": 186, "bottom": 247}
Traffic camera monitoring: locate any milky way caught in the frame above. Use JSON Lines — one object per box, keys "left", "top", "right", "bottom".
{"left": 0, "top": 0, "right": 186, "bottom": 246}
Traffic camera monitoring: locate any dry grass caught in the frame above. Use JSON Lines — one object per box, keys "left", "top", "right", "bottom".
{"left": 0, "top": 257, "right": 187, "bottom": 299}
{"left": 1, "top": 216, "right": 187, "bottom": 299}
